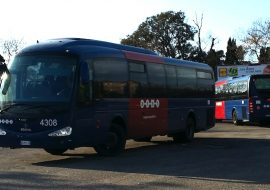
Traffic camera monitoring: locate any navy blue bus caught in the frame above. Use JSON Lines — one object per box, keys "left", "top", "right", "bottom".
{"left": 0, "top": 38, "right": 215, "bottom": 156}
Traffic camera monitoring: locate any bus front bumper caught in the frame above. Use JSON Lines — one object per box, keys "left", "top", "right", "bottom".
{"left": 0, "top": 128, "right": 73, "bottom": 149}
{"left": 249, "top": 113, "right": 270, "bottom": 124}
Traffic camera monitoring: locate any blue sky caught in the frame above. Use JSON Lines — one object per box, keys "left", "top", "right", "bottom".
{"left": 0, "top": 0, "right": 269, "bottom": 53}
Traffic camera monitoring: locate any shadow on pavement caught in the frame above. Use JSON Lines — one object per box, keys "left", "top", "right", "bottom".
{"left": 33, "top": 137, "right": 270, "bottom": 185}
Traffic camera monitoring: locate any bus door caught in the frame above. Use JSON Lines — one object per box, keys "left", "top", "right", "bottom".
{"left": 75, "top": 61, "right": 100, "bottom": 145}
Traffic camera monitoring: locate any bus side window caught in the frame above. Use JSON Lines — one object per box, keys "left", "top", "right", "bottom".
{"left": 164, "top": 65, "right": 177, "bottom": 97}
{"left": 237, "top": 81, "right": 248, "bottom": 98}
{"left": 147, "top": 62, "right": 166, "bottom": 98}
{"left": 78, "top": 61, "right": 92, "bottom": 105}
{"left": 129, "top": 61, "right": 148, "bottom": 98}
{"left": 177, "top": 67, "right": 196, "bottom": 97}
{"left": 197, "top": 70, "right": 214, "bottom": 98}
{"left": 93, "top": 58, "right": 128, "bottom": 99}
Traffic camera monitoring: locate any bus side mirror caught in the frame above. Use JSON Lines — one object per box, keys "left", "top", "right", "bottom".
{"left": 0, "top": 55, "right": 4, "bottom": 63}
{"left": 2, "top": 73, "right": 11, "bottom": 95}
{"left": 0, "top": 63, "right": 11, "bottom": 95}
{"left": 0, "top": 64, "right": 7, "bottom": 74}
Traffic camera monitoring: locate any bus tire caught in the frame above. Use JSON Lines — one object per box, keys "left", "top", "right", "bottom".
{"left": 44, "top": 148, "right": 67, "bottom": 155}
{"left": 173, "top": 117, "right": 195, "bottom": 143}
{"left": 94, "top": 124, "right": 126, "bottom": 156}
{"left": 232, "top": 110, "right": 242, "bottom": 126}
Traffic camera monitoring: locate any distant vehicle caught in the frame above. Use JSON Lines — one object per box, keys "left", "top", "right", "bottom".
{"left": 215, "top": 74, "right": 270, "bottom": 125}
{"left": 0, "top": 38, "right": 215, "bottom": 156}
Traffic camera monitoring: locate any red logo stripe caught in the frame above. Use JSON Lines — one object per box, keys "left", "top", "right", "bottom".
{"left": 124, "top": 51, "right": 164, "bottom": 64}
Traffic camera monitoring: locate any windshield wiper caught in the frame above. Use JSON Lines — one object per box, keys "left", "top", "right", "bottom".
{"left": 0, "top": 103, "right": 33, "bottom": 113}
{"left": 0, "top": 103, "right": 68, "bottom": 114}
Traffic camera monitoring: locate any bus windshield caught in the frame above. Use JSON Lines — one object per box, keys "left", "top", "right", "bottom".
{"left": 254, "top": 78, "right": 270, "bottom": 91}
{"left": 0, "top": 54, "right": 77, "bottom": 105}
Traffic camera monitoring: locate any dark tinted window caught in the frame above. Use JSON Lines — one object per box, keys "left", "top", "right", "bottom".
{"left": 78, "top": 60, "right": 93, "bottom": 105}
{"left": 165, "top": 65, "right": 178, "bottom": 97}
{"left": 197, "top": 70, "right": 214, "bottom": 98}
{"left": 250, "top": 77, "right": 270, "bottom": 97}
{"left": 93, "top": 58, "right": 128, "bottom": 98}
{"left": 130, "top": 62, "right": 145, "bottom": 72}
{"left": 147, "top": 63, "right": 166, "bottom": 97}
{"left": 254, "top": 78, "right": 270, "bottom": 90}
{"left": 129, "top": 62, "right": 148, "bottom": 98}
{"left": 3, "top": 55, "right": 76, "bottom": 103}
{"left": 177, "top": 67, "right": 197, "bottom": 97}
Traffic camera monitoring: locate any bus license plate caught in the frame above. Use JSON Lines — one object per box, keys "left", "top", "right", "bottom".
{"left": 20, "top": 140, "right": 31, "bottom": 146}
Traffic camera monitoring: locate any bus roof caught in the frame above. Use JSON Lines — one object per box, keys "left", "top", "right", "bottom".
{"left": 19, "top": 38, "right": 157, "bottom": 55}
{"left": 17, "top": 38, "right": 213, "bottom": 72}
{"left": 163, "top": 57, "right": 212, "bottom": 71}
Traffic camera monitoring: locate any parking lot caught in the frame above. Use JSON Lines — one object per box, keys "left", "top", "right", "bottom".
{"left": 1, "top": 122, "right": 270, "bottom": 190}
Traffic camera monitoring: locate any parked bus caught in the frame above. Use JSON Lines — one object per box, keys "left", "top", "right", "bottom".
{"left": 0, "top": 38, "right": 215, "bottom": 156}
{"left": 215, "top": 74, "right": 270, "bottom": 125}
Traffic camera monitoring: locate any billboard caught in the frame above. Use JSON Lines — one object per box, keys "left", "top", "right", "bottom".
{"left": 216, "top": 64, "right": 270, "bottom": 80}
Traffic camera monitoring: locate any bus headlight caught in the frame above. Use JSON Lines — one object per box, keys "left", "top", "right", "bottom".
{"left": 0, "top": 128, "right": 6, "bottom": 136}
{"left": 48, "top": 127, "right": 72, "bottom": 137}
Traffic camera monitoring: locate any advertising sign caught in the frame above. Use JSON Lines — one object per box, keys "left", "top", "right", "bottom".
{"left": 217, "top": 64, "right": 270, "bottom": 80}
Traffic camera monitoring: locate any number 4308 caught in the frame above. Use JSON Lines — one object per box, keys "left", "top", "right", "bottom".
{"left": 40, "top": 119, "right": 58, "bottom": 127}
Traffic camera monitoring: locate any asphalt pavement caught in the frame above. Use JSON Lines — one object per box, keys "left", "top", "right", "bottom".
{"left": 0, "top": 123, "right": 270, "bottom": 190}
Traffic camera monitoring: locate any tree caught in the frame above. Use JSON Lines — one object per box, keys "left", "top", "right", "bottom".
{"left": 225, "top": 37, "right": 246, "bottom": 65}
{"left": 242, "top": 19, "right": 270, "bottom": 61}
{"left": 204, "top": 36, "right": 225, "bottom": 70}
{"left": 190, "top": 13, "right": 207, "bottom": 62}
{"left": 121, "top": 11, "right": 196, "bottom": 59}
{"left": 191, "top": 13, "right": 225, "bottom": 69}
{"left": 259, "top": 47, "right": 270, "bottom": 64}
{"left": 191, "top": 31, "right": 225, "bottom": 70}
{"left": 1, "top": 39, "right": 24, "bottom": 63}
{"left": 225, "top": 38, "right": 238, "bottom": 65}
{"left": 236, "top": 45, "right": 246, "bottom": 63}
{"left": 206, "top": 49, "right": 224, "bottom": 69}
{"left": 193, "top": 13, "right": 204, "bottom": 57}
{"left": 189, "top": 47, "right": 207, "bottom": 62}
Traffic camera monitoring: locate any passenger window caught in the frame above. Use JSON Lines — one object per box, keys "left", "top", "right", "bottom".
{"left": 177, "top": 67, "right": 197, "bottom": 97}
{"left": 93, "top": 58, "right": 128, "bottom": 98}
{"left": 197, "top": 71, "right": 213, "bottom": 79}
{"left": 129, "top": 61, "right": 148, "bottom": 98}
{"left": 197, "top": 70, "right": 214, "bottom": 98}
{"left": 147, "top": 63, "right": 166, "bottom": 97}
{"left": 165, "top": 65, "right": 178, "bottom": 97}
